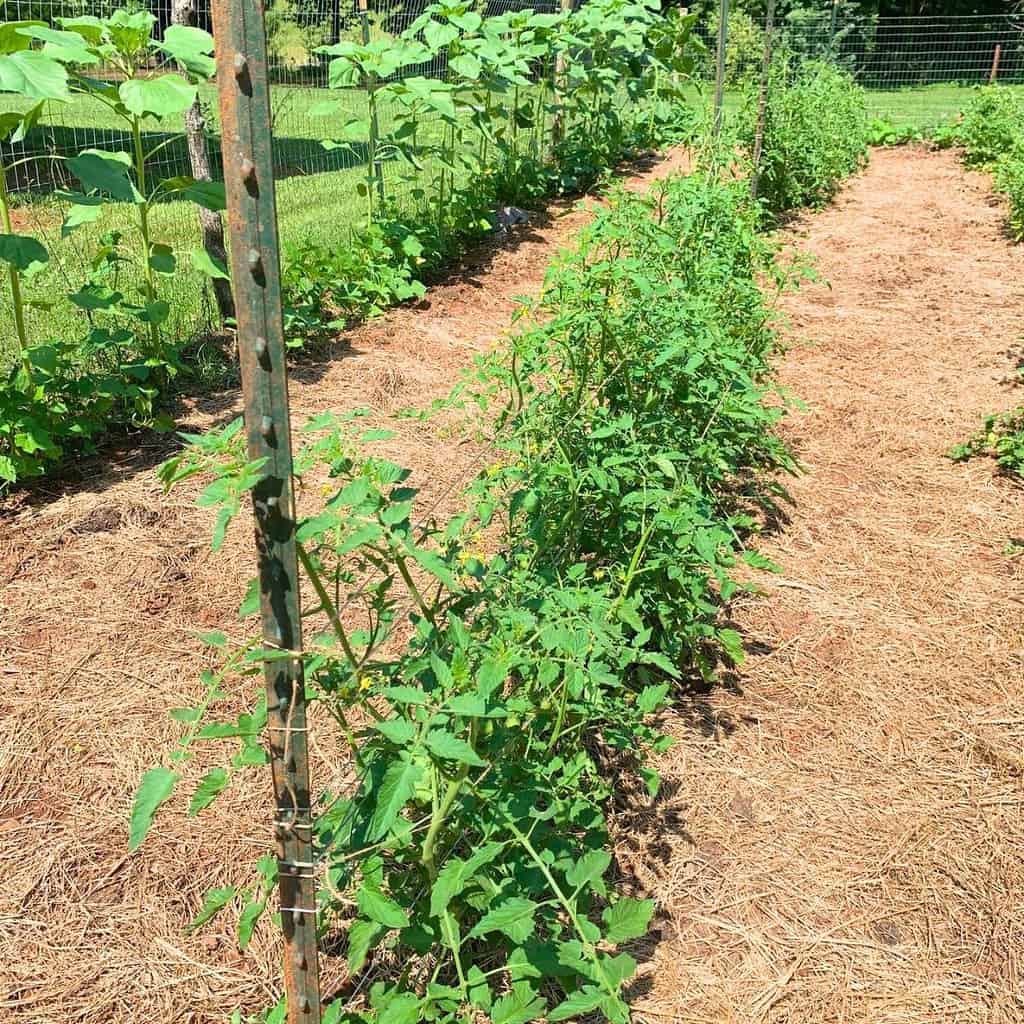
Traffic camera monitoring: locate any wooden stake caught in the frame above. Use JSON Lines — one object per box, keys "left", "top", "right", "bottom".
{"left": 750, "top": 0, "right": 775, "bottom": 200}
{"left": 990, "top": 44, "right": 1002, "bottom": 84}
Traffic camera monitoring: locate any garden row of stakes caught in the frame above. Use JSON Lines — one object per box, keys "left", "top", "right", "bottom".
{"left": 130, "top": 4, "right": 870, "bottom": 1023}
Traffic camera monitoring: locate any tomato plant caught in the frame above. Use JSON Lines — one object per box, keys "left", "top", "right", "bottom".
{"left": 134, "top": 169, "right": 810, "bottom": 1024}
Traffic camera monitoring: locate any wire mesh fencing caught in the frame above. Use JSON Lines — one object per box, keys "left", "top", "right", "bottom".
{"left": 3, "top": 4, "right": 1024, "bottom": 360}
{"left": 698, "top": 8, "right": 1024, "bottom": 127}
{"left": 0, "top": 0, "right": 566, "bottom": 356}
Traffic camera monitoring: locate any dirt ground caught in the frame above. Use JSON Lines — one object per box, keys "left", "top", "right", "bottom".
{"left": 1, "top": 145, "right": 1021, "bottom": 1023}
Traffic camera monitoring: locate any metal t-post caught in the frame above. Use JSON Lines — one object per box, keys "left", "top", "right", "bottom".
{"left": 209, "top": 1, "right": 322, "bottom": 1021}
{"left": 713, "top": 0, "right": 729, "bottom": 139}
{"left": 750, "top": 0, "right": 775, "bottom": 200}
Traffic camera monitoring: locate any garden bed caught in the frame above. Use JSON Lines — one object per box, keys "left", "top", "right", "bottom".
{"left": 1, "top": 145, "right": 1022, "bottom": 1023}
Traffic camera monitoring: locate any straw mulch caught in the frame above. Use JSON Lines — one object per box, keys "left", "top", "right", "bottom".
{"left": 1, "top": 145, "right": 1020, "bottom": 1023}
{"left": 628, "top": 146, "right": 1024, "bottom": 1024}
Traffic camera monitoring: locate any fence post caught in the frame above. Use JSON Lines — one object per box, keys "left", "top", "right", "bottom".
{"left": 989, "top": 43, "right": 1001, "bottom": 84}
{"left": 359, "top": 0, "right": 386, "bottom": 204}
{"left": 713, "top": 0, "right": 729, "bottom": 138}
{"left": 209, "top": 2, "right": 322, "bottom": 1022}
{"left": 750, "top": 0, "right": 775, "bottom": 200}
{"left": 171, "top": 0, "right": 234, "bottom": 324}
{"left": 551, "top": 0, "right": 573, "bottom": 150}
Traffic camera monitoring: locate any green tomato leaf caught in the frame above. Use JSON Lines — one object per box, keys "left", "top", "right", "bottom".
{"left": 237, "top": 895, "right": 266, "bottom": 950}
{"left": 469, "top": 896, "right": 537, "bottom": 944}
{"left": 356, "top": 886, "right": 410, "bottom": 929}
{"left": 187, "top": 767, "right": 229, "bottom": 817}
{"left": 184, "top": 885, "right": 236, "bottom": 933}
{"left": 547, "top": 986, "right": 605, "bottom": 1021}
{"left": 347, "top": 917, "right": 384, "bottom": 973}
{"left": 491, "top": 988, "right": 547, "bottom": 1024}
{"left": 128, "top": 765, "right": 179, "bottom": 851}
{"left": 601, "top": 896, "right": 655, "bottom": 944}
{"left": 374, "top": 718, "right": 416, "bottom": 746}
{"left": 366, "top": 758, "right": 422, "bottom": 841}
{"left": 425, "top": 728, "right": 486, "bottom": 767}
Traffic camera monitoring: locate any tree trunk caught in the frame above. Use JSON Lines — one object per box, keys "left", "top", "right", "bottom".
{"left": 172, "top": 0, "right": 235, "bottom": 324}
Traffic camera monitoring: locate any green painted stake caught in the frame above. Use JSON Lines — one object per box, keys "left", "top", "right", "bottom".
{"left": 713, "top": 0, "right": 729, "bottom": 138}
{"left": 209, "top": 0, "right": 322, "bottom": 1020}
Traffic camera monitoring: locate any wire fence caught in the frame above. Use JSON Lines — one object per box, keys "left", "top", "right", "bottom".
{"left": 697, "top": 9, "right": 1024, "bottom": 125}
{"left": 3, "top": 4, "right": 1024, "bottom": 358}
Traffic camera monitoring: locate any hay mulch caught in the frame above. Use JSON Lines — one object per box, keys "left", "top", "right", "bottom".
{"left": 1, "top": 145, "right": 1021, "bottom": 1023}
{"left": 628, "top": 147, "right": 1024, "bottom": 1023}
{"left": 0, "top": 149, "right": 693, "bottom": 1022}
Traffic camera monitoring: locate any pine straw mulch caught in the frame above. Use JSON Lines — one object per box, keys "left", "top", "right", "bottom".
{"left": 0, "top": 148, "right": 692, "bottom": 1022}
{"left": 1, "top": 145, "right": 1021, "bottom": 1023}
{"left": 625, "top": 147, "right": 1024, "bottom": 1024}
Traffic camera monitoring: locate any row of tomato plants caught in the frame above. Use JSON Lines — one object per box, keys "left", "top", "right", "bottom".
{"left": 0, "top": 1, "right": 700, "bottom": 490}
{"left": 132, "top": 158, "right": 821, "bottom": 1023}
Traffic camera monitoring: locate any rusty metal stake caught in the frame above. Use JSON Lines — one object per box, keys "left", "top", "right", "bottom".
{"left": 750, "top": 0, "right": 775, "bottom": 201}
{"left": 210, "top": 1, "right": 322, "bottom": 1020}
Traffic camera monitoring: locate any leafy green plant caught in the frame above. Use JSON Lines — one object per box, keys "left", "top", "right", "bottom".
{"left": 947, "top": 85, "right": 1024, "bottom": 168}
{"left": 866, "top": 118, "right": 923, "bottom": 147}
{"left": 994, "top": 143, "right": 1024, "bottom": 243}
{"left": 740, "top": 58, "right": 867, "bottom": 217}
{"left": 950, "top": 407, "right": 1024, "bottom": 479}
{"left": 134, "top": 169, "right": 803, "bottom": 1023}
{"left": 0, "top": 11, "right": 235, "bottom": 485}
{"left": 281, "top": 225, "right": 426, "bottom": 347}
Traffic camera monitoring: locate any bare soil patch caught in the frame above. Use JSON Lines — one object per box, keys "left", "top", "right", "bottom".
{"left": 633, "top": 147, "right": 1024, "bottom": 1023}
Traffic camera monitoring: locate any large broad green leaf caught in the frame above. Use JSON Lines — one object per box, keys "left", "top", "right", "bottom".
{"left": 128, "top": 765, "right": 179, "bottom": 850}
{"left": 0, "top": 50, "right": 69, "bottom": 101}
{"left": 162, "top": 177, "right": 227, "bottom": 212}
{"left": 469, "top": 897, "right": 538, "bottom": 943}
{"left": 601, "top": 896, "right": 654, "bottom": 943}
{"left": 423, "top": 20, "right": 459, "bottom": 51}
{"left": 67, "top": 150, "right": 141, "bottom": 202}
{"left": 0, "top": 233, "right": 48, "bottom": 271}
{"left": 16, "top": 25, "right": 100, "bottom": 65}
{"left": 57, "top": 192, "right": 104, "bottom": 236}
{"left": 189, "top": 247, "right": 229, "bottom": 280}
{"left": 106, "top": 8, "right": 157, "bottom": 59}
{"left": 0, "top": 21, "right": 45, "bottom": 55}
{"left": 366, "top": 758, "right": 422, "bottom": 841}
{"left": 119, "top": 74, "right": 196, "bottom": 120}
{"left": 158, "top": 25, "right": 215, "bottom": 80}
{"left": 54, "top": 16, "right": 105, "bottom": 45}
